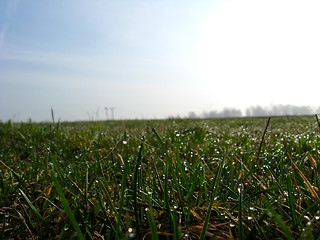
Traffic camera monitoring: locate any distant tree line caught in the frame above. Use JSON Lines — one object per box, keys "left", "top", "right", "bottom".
{"left": 187, "top": 104, "right": 320, "bottom": 119}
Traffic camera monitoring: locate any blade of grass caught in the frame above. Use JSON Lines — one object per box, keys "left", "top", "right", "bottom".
{"left": 18, "top": 189, "right": 56, "bottom": 236}
{"left": 50, "top": 152, "right": 63, "bottom": 180}
{"left": 85, "top": 167, "right": 88, "bottom": 213}
{"left": 51, "top": 107, "right": 55, "bottom": 123}
{"left": 1, "top": 214, "right": 6, "bottom": 240}
{"left": 266, "top": 166, "right": 286, "bottom": 198}
{"left": 256, "top": 117, "right": 271, "bottom": 165}
{"left": 171, "top": 208, "right": 180, "bottom": 240}
{"left": 116, "top": 132, "right": 129, "bottom": 239}
{"left": 57, "top": 223, "right": 68, "bottom": 240}
{"left": 185, "top": 163, "right": 201, "bottom": 202}
{"left": 291, "top": 160, "right": 319, "bottom": 200}
{"left": 238, "top": 185, "right": 243, "bottom": 240}
{"left": 14, "top": 207, "right": 35, "bottom": 240}
{"left": 133, "top": 137, "right": 144, "bottom": 238}
{"left": 287, "top": 176, "right": 298, "bottom": 229}
{"left": 297, "top": 199, "right": 320, "bottom": 226}
{"left": 315, "top": 114, "right": 320, "bottom": 132}
{"left": 96, "top": 191, "right": 116, "bottom": 235}
{"left": 146, "top": 198, "right": 159, "bottom": 240}
{"left": 152, "top": 128, "right": 171, "bottom": 210}
{"left": 96, "top": 177, "right": 118, "bottom": 220}
{"left": 200, "top": 155, "right": 225, "bottom": 240}
{"left": 263, "top": 199, "right": 294, "bottom": 240}
{"left": 50, "top": 171, "right": 85, "bottom": 240}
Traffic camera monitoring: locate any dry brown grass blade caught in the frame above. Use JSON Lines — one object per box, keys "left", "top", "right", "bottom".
{"left": 291, "top": 160, "right": 319, "bottom": 200}
{"left": 308, "top": 153, "right": 317, "bottom": 169}
{"left": 15, "top": 209, "right": 35, "bottom": 240}
{"left": 190, "top": 209, "right": 202, "bottom": 221}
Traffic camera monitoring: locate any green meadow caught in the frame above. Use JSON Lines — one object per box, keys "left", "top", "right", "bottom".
{"left": 1, "top": 116, "right": 320, "bottom": 239}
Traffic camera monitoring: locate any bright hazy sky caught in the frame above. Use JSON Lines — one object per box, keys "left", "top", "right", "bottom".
{"left": 1, "top": 0, "right": 320, "bottom": 122}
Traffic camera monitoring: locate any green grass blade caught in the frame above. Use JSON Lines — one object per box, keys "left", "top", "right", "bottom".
{"left": 133, "top": 138, "right": 144, "bottom": 238}
{"left": 116, "top": 132, "right": 129, "bottom": 239}
{"left": 51, "top": 107, "right": 55, "bottom": 123}
{"left": 1, "top": 213, "right": 7, "bottom": 240}
{"left": 287, "top": 176, "right": 298, "bottom": 229}
{"left": 266, "top": 166, "right": 286, "bottom": 197}
{"left": 18, "top": 189, "right": 56, "bottom": 236}
{"left": 238, "top": 185, "right": 244, "bottom": 240}
{"left": 152, "top": 128, "right": 171, "bottom": 211}
{"left": 200, "top": 155, "right": 225, "bottom": 240}
{"left": 263, "top": 199, "right": 294, "bottom": 240}
{"left": 51, "top": 171, "right": 85, "bottom": 240}
{"left": 96, "top": 191, "right": 116, "bottom": 235}
{"left": 146, "top": 198, "right": 159, "bottom": 240}
{"left": 185, "top": 163, "right": 201, "bottom": 201}
{"left": 96, "top": 177, "right": 118, "bottom": 220}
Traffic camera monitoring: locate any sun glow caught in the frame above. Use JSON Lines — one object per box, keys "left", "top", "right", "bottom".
{"left": 193, "top": 0, "right": 320, "bottom": 108}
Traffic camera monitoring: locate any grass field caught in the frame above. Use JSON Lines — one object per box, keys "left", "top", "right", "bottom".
{"left": 1, "top": 116, "right": 320, "bottom": 239}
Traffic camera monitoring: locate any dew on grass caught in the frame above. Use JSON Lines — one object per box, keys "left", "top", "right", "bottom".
{"left": 127, "top": 227, "right": 136, "bottom": 238}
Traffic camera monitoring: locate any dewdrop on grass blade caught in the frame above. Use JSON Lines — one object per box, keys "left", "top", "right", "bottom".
{"left": 127, "top": 227, "right": 135, "bottom": 238}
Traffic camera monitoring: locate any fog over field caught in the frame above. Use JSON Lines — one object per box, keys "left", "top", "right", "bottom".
{"left": 1, "top": 0, "right": 320, "bottom": 122}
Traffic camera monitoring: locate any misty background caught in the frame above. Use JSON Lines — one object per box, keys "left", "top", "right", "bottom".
{"left": 85, "top": 104, "right": 320, "bottom": 121}
{"left": 1, "top": 0, "right": 320, "bottom": 122}
{"left": 187, "top": 104, "right": 320, "bottom": 119}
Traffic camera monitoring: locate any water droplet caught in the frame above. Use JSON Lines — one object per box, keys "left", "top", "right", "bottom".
{"left": 123, "top": 141, "right": 127, "bottom": 145}
{"left": 128, "top": 228, "right": 135, "bottom": 238}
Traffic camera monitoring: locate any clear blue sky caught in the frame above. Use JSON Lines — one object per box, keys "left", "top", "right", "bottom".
{"left": 1, "top": 0, "right": 320, "bottom": 122}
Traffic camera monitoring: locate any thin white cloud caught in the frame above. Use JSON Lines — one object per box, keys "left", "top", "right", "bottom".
{"left": 0, "top": 0, "right": 20, "bottom": 51}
